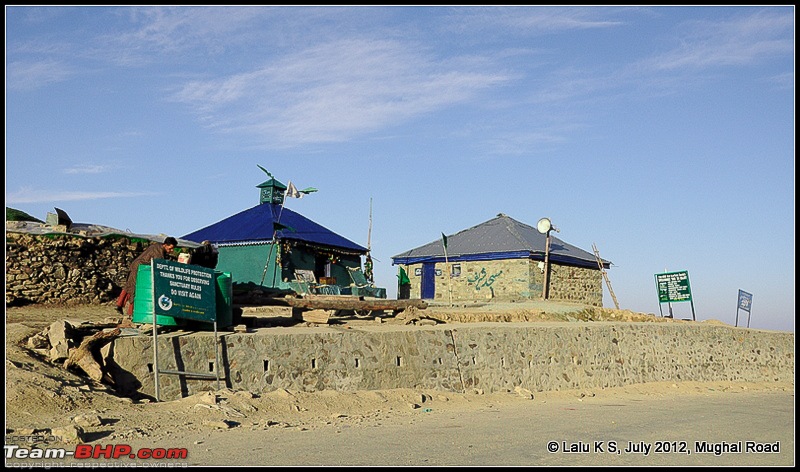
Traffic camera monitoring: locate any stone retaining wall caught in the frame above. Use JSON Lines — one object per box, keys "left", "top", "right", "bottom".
{"left": 109, "top": 322, "right": 794, "bottom": 400}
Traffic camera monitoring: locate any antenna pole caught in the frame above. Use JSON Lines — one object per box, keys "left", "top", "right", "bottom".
{"left": 363, "top": 198, "right": 375, "bottom": 284}
{"left": 367, "top": 198, "right": 373, "bottom": 252}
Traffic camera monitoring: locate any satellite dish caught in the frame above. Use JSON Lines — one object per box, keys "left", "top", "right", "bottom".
{"left": 537, "top": 217, "right": 552, "bottom": 234}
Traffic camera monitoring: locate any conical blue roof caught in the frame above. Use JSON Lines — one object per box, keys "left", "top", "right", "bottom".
{"left": 182, "top": 203, "right": 367, "bottom": 254}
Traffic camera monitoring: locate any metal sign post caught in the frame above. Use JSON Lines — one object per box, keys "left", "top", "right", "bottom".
{"left": 542, "top": 230, "right": 552, "bottom": 300}
{"left": 151, "top": 258, "right": 220, "bottom": 402}
{"left": 654, "top": 270, "right": 696, "bottom": 321}
{"left": 536, "top": 218, "right": 559, "bottom": 300}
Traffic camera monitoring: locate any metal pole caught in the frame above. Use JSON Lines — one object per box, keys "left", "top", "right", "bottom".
{"left": 260, "top": 235, "right": 277, "bottom": 286}
{"left": 151, "top": 265, "right": 160, "bottom": 402}
{"left": 153, "top": 320, "right": 159, "bottom": 402}
{"left": 213, "top": 321, "right": 221, "bottom": 391}
{"left": 443, "top": 247, "right": 453, "bottom": 306}
{"left": 542, "top": 230, "right": 551, "bottom": 300}
{"left": 261, "top": 194, "right": 288, "bottom": 286}
{"left": 663, "top": 268, "right": 673, "bottom": 318}
{"left": 447, "top": 262, "right": 453, "bottom": 307}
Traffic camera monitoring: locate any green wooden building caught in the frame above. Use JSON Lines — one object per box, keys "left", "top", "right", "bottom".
{"left": 182, "top": 175, "right": 382, "bottom": 297}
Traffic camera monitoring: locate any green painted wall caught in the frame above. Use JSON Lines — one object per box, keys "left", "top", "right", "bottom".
{"left": 217, "top": 244, "right": 278, "bottom": 287}
{"left": 333, "top": 255, "right": 362, "bottom": 285}
{"left": 285, "top": 249, "right": 360, "bottom": 285}
{"left": 218, "top": 242, "right": 362, "bottom": 291}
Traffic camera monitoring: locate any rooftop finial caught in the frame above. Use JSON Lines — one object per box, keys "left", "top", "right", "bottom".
{"left": 257, "top": 164, "right": 274, "bottom": 179}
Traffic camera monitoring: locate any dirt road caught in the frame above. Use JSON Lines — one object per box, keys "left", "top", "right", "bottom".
{"left": 9, "top": 384, "right": 792, "bottom": 467}
{"left": 173, "top": 387, "right": 794, "bottom": 466}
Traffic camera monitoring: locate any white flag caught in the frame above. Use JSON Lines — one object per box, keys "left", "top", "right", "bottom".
{"left": 285, "top": 181, "right": 302, "bottom": 199}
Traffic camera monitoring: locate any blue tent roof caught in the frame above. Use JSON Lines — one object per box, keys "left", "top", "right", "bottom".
{"left": 391, "top": 213, "right": 610, "bottom": 269}
{"left": 182, "top": 203, "right": 367, "bottom": 254}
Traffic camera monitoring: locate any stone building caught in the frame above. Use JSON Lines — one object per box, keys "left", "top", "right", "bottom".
{"left": 391, "top": 213, "right": 610, "bottom": 306}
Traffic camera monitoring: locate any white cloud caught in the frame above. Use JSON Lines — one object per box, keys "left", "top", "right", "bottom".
{"left": 171, "top": 38, "right": 511, "bottom": 146}
{"left": 63, "top": 165, "right": 110, "bottom": 175}
{"left": 5, "top": 59, "right": 75, "bottom": 91}
{"left": 764, "top": 71, "right": 793, "bottom": 90}
{"left": 646, "top": 9, "right": 793, "bottom": 72}
{"left": 108, "top": 6, "right": 274, "bottom": 59}
{"left": 6, "top": 188, "right": 158, "bottom": 204}
{"left": 445, "top": 6, "right": 627, "bottom": 35}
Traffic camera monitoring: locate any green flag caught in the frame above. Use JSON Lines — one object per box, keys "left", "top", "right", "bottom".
{"left": 398, "top": 267, "right": 410, "bottom": 286}
{"left": 441, "top": 233, "right": 448, "bottom": 249}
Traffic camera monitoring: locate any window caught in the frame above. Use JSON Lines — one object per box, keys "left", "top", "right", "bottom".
{"left": 451, "top": 264, "right": 461, "bottom": 277}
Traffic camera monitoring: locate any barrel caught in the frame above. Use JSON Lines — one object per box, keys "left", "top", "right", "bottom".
{"left": 131, "top": 264, "right": 185, "bottom": 327}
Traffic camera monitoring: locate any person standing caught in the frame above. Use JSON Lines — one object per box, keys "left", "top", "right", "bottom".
{"left": 191, "top": 240, "right": 219, "bottom": 269}
{"left": 116, "top": 236, "right": 178, "bottom": 323}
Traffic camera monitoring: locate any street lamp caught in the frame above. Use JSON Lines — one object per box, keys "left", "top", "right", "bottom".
{"left": 537, "top": 217, "right": 559, "bottom": 300}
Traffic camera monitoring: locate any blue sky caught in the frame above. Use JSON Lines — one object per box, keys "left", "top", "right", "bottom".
{"left": 6, "top": 6, "right": 794, "bottom": 332}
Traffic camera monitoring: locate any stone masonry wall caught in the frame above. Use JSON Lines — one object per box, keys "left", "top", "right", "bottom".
{"left": 5, "top": 232, "right": 148, "bottom": 306}
{"left": 546, "top": 264, "right": 604, "bottom": 306}
{"left": 109, "top": 322, "right": 795, "bottom": 400}
{"left": 401, "top": 259, "right": 603, "bottom": 306}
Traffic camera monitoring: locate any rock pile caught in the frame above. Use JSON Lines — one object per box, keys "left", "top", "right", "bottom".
{"left": 5, "top": 232, "right": 145, "bottom": 306}
{"left": 27, "top": 318, "right": 122, "bottom": 383}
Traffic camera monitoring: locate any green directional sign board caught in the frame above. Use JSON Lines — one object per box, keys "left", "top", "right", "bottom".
{"left": 152, "top": 258, "right": 216, "bottom": 322}
{"left": 655, "top": 270, "right": 692, "bottom": 303}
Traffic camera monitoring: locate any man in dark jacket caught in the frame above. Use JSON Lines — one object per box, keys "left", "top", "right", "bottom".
{"left": 191, "top": 240, "right": 219, "bottom": 269}
{"left": 115, "top": 237, "right": 177, "bottom": 323}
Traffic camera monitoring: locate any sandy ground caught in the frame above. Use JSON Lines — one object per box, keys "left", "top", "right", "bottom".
{"left": 4, "top": 301, "right": 793, "bottom": 466}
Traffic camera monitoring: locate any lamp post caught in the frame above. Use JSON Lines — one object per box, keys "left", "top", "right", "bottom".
{"left": 537, "top": 217, "right": 559, "bottom": 300}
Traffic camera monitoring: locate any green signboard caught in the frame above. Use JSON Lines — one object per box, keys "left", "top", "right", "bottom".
{"left": 152, "top": 258, "right": 216, "bottom": 322}
{"left": 655, "top": 270, "right": 692, "bottom": 303}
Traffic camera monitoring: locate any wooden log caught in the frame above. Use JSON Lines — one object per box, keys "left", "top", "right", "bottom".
{"left": 63, "top": 328, "right": 121, "bottom": 382}
{"left": 284, "top": 297, "right": 427, "bottom": 312}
